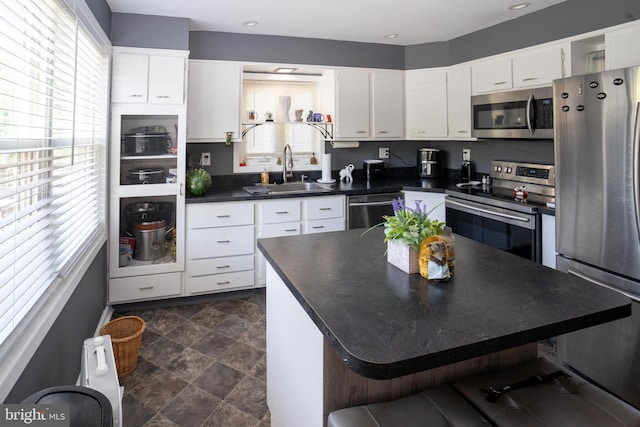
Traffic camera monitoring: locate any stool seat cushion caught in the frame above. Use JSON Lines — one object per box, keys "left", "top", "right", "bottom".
{"left": 453, "top": 357, "right": 640, "bottom": 427}
{"left": 327, "top": 385, "right": 492, "bottom": 427}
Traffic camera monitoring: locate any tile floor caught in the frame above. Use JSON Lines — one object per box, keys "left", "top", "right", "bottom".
{"left": 113, "top": 291, "right": 269, "bottom": 427}
{"left": 111, "top": 289, "right": 556, "bottom": 427}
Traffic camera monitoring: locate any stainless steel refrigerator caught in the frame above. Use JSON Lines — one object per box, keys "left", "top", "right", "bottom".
{"left": 554, "top": 65, "right": 640, "bottom": 409}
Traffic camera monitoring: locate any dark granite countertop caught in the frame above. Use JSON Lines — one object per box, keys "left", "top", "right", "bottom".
{"left": 185, "top": 176, "right": 448, "bottom": 203}
{"left": 257, "top": 228, "right": 630, "bottom": 380}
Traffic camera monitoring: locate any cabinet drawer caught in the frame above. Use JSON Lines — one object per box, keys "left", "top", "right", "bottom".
{"left": 188, "top": 225, "right": 254, "bottom": 259}
{"left": 187, "top": 254, "right": 254, "bottom": 277}
{"left": 303, "top": 196, "right": 345, "bottom": 220}
{"left": 188, "top": 270, "right": 255, "bottom": 294}
{"left": 109, "top": 272, "right": 182, "bottom": 303}
{"left": 188, "top": 202, "right": 254, "bottom": 228}
{"left": 302, "top": 218, "right": 345, "bottom": 234}
{"left": 259, "top": 222, "right": 301, "bottom": 238}
{"left": 259, "top": 199, "right": 301, "bottom": 224}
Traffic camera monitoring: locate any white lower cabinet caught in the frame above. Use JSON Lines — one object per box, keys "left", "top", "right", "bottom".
{"left": 186, "top": 195, "right": 345, "bottom": 294}
{"left": 256, "top": 195, "right": 345, "bottom": 286}
{"left": 542, "top": 213, "right": 556, "bottom": 269}
{"left": 109, "top": 272, "right": 182, "bottom": 303}
{"left": 186, "top": 202, "right": 256, "bottom": 295}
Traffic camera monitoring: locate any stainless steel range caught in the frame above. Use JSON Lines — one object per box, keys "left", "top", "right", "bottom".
{"left": 445, "top": 160, "right": 555, "bottom": 263}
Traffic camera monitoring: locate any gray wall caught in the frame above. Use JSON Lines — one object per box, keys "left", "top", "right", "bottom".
{"left": 7, "top": 245, "right": 108, "bottom": 403}
{"left": 110, "top": 13, "right": 190, "bottom": 50}
{"left": 189, "top": 31, "right": 405, "bottom": 69}
{"left": 85, "top": 0, "right": 111, "bottom": 38}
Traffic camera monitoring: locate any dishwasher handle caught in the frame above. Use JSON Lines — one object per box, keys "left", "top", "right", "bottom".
{"left": 348, "top": 200, "right": 395, "bottom": 207}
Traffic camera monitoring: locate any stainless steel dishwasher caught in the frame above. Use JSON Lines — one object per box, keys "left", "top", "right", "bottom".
{"left": 347, "top": 192, "right": 403, "bottom": 230}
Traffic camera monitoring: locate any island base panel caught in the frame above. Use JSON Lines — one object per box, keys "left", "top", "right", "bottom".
{"left": 322, "top": 341, "right": 537, "bottom": 423}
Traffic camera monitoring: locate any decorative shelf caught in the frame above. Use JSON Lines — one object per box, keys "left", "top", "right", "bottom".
{"left": 241, "top": 121, "right": 333, "bottom": 140}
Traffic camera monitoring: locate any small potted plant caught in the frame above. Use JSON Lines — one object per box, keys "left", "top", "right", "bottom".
{"left": 366, "top": 197, "right": 445, "bottom": 274}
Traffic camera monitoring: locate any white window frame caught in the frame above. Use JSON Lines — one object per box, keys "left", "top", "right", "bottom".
{"left": 0, "top": 0, "right": 110, "bottom": 401}
{"left": 234, "top": 79, "right": 326, "bottom": 174}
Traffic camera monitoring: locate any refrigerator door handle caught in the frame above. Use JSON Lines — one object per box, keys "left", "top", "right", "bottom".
{"left": 567, "top": 267, "right": 640, "bottom": 303}
{"left": 634, "top": 101, "right": 640, "bottom": 239}
{"left": 526, "top": 94, "right": 534, "bottom": 135}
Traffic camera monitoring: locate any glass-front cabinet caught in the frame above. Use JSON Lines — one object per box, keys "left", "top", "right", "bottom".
{"left": 108, "top": 104, "right": 186, "bottom": 302}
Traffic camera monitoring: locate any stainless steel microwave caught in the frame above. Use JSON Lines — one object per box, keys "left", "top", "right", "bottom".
{"left": 471, "top": 87, "right": 553, "bottom": 139}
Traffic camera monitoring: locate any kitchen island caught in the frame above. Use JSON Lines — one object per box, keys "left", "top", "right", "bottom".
{"left": 258, "top": 229, "right": 631, "bottom": 427}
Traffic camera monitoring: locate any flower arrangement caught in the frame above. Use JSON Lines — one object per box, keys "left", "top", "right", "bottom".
{"left": 365, "top": 197, "right": 445, "bottom": 250}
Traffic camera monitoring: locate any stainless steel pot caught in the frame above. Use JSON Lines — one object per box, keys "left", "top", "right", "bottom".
{"left": 127, "top": 168, "right": 165, "bottom": 185}
{"left": 129, "top": 219, "right": 167, "bottom": 261}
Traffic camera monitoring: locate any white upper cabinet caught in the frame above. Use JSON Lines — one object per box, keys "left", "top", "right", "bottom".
{"left": 111, "top": 47, "right": 187, "bottom": 104}
{"left": 446, "top": 65, "right": 473, "bottom": 139}
{"left": 512, "top": 46, "right": 566, "bottom": 88}
{"left": 371, "top": 71, "right": 404, "bottom": 138}
{"left": 335, "top": 69, "right": 370, "bottom": 139}
{"left": 473, "top": 44, "right": 566, "bottom": 94}
{"left": 472, "top": 59, "right": 512, "bottom": 94}
{"left": 405, "top": 69, "right": 448, "bottom": 139}
{"left": 111, "top": 53, "right": 148, "bottom": 103}
{"left": 606, "top": 25, "right": 640, "bottom": 70}
{"left": 148, "top": 55, "right": 187, "bottom": 103}
{"left": 187, "top": 60, "right": 242, "bottom": 142}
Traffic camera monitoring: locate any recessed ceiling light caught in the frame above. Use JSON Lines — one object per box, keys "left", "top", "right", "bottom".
{"left": 274, "top": 67, "right": 297, "bottom": 74}
{"left": 384, "top": 33, "right": 399, "bottom": 39}
{"left": 509, "top": 2, "right": 530, "bottom": 10}
{"left": 243, "top": 21, "right": 258, "bottom": 27}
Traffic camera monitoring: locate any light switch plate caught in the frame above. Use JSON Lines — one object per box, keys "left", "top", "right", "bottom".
{"left": 462, "top": 148, "right": 471, "bottom": 162}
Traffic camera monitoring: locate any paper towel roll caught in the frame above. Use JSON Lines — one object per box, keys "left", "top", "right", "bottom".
{"left": 321, "top": 153, "right": 332, "bottom": 182}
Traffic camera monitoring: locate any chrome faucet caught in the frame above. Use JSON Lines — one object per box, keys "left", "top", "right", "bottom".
{"left": 283, "top": 144, "right": 294, "bottom": 182}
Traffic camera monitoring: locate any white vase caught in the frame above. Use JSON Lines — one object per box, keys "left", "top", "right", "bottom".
{"left": 278, "top": 96, "right": 291, "bottom": 121}
{"left": 387, "top": 240, "right": 420, "bottom": 274}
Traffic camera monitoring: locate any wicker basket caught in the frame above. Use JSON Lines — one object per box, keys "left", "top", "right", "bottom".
{"left": 100, "top": 315, "right": 146, "bottom": 378}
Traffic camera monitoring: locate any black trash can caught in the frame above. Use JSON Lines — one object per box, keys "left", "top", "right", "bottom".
{"left": 22, "top": 385, "right": 113, "bottom": 427}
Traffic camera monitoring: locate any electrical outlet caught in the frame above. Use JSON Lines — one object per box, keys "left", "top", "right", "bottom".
{"left": 379, "top": 147, "right": 390, "bottom": 159}
{"left": 462, "top": 148, "right": 471, "bottom": 162}
{"left": 201, "top": 152, "right": 211, "bottom": 166}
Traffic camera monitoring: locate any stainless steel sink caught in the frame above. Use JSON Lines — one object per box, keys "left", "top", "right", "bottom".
{"left": 246, "top": 181, "right": 333, "bottom": 195}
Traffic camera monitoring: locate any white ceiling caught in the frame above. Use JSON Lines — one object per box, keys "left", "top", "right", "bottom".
{"left": 106, "top": 0, "right": 566, "bottom": 46}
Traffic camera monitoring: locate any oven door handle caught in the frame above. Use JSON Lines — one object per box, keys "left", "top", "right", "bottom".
{"left": 446, "top": 199, "right": 531, "bottom": 223}
{"left": 349, "top": 200, "right": 395, "bottom": 207}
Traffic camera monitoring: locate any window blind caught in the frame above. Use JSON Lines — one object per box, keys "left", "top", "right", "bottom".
{"left": 243, "top": 81, "right": 319, "bottom": 155}
{"left": 0, "top": 0, "right": 108, "bottom": 345}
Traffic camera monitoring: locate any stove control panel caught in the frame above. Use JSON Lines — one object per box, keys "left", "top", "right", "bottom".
{"left": 490, "top": 161, "right": 555, "bottom": 187}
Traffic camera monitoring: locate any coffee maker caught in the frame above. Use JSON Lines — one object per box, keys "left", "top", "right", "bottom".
{"left": 417, "top": 148, "right": 442, "bottom": 178}
{"left": 460, "top": 160, "right": 473, "bottom": 182}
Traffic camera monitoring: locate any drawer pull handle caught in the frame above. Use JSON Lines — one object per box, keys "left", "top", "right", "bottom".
{"left": 319, "top": 207, "right": 332, "bottom": 211}
{"left": 356, "top": 130, "right": 367, "bottom": 134}
{"left": 284, "top": 228, "right": 298, "bottom": 232}
{"left": 494, "top": 81, "right": 507, "bottom": 85}
{"left": 155, "top": 95, "right": 170, "bottom": 98}
{"left": 216, "top": 265, "right": 231, "bottom": 269}
{"left": 217, "top": 281, "right": 231, "bottom": 286}
{"left": 522, "top": 77, "right": 538, "bottom": 81}
{"left": 276, "top": 211, "right": 289, "bottom": 214}
{"left": 139, "top": 286, "right": 154, "bottom": 291}
{"left": 217, "top": 215, "right": 231, "bottom": 218}
{"left": 217, "top": 240, "right": 231, "bottom": 243}
{"left": 312, "top": 225, "right": 325, "bottom": 229}
{"left": 378, "top": 131, "right": 388, "bottom": 134}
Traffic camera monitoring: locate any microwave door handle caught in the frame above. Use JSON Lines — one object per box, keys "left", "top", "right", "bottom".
{"left": 526, "top": 93, "right": 534, "bottom": 135}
